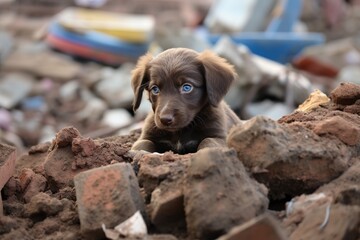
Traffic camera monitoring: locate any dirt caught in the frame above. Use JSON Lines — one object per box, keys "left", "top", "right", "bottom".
{"left": 1, "top": 84, "right": 360, "bottom": 239}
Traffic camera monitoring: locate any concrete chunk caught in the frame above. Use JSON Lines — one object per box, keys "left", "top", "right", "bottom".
{"left": 290, "top": 204, "right": 360, "bottom": 240}
{"left": 227, "top": 116, "right": 350, "bottom": 199}
{"left": 218, "top": 214, "right": 287, "bottom": 240}
{"left": 74, "top": 163, "right": 145, "bottom": 239}
{"left": 0, "top": 143, "right": 16, "bottom": 216}
{"left": 184, "top": 148, "right": 268, "bottom": 239}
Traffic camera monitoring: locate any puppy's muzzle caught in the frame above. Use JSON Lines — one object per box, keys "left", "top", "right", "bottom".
{"left": 160, "top": 113, "right": 174, "bottom": 126}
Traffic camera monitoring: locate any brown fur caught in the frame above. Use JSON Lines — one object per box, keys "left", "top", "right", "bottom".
{"left": 131, "top": 48, "right": 241, "bottom": 154}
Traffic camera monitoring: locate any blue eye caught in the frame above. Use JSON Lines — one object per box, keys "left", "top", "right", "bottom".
{"left": 151, "top": 85, "right": 160, "bottom": 95}
{"left": 181, "top": 84, "right": 193, "bottom": 93}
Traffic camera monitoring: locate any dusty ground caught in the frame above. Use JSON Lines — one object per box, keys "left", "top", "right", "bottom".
{"left": 0, "top": 82, "right": 360, "bottom": 240}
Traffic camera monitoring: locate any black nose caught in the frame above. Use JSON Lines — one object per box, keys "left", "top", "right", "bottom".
{"left": 160, "top": 115, "right": 174, "bottom": 126}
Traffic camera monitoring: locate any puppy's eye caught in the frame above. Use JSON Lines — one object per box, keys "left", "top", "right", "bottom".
{"left": 181, "top": 83, "right": 193, "bottom": 93}
{"left": 150, "top": 85, "right": 160, "bottom": 95}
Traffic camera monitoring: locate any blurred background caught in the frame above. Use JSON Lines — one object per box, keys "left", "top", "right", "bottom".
{"left": 1, "top": 0, "right": 360, "bottom": 153}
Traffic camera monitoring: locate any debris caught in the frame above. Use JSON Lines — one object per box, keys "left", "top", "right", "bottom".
{"left": 227, "top": 116, "right": 350, "bottom": 199}
{"left": 290, "top": 204, "right": 360, "bottom": 240}
{"left": 0, "top": 73, "right": 34, "bottom": 109}
{"left": 74, "top": 163, "right": 145, "bottom": 239}
{"left": 296, "top": 89, "right": 330, "bottom": 112}
{"left": 184, "top": 148, "right": 268, "bottom": 239}
{"left": 0, "top": 30, "right": 12, "bottom": 62}
{"left": 3, "top": 51, "right": 82, "bottom": 81}
{"left": 101, "top": 109, "right": 133, "bottom": 128}
{"left": 330, "top": 82, "right": 360, "bottom": 105}
{"left": 24, "top": 192, "right": 63, "bottom": 217}
{"left": 95, "top": 64, "right": 135, "bottom": 108}
{"left": 0, "top": 143, "right": 16, "bottom": 215}
{"left": 217, "top": 213, "right": 287, "bottom": 240}
{"left": 102, "top": 211, "right": 147, "bottom": 239}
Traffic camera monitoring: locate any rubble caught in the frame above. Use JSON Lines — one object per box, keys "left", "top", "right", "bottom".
{"left": 218, "top": 214, "right": 287, "bottom": 240}
{"left": 3, "top": 51, "right": 82, "bottom": 81}
{"left": 74, "top": 163, "right": 145, "bottom": 239}
{"left": 290, "top": 204, "right": 360, "bottom": 240}
{"left": 0, "top": 143, "right": 16, "bottom": 215}
{"left": 184, "top": 148, "right": 268, "bottom": 239}
{"left": 2, "top": 1, "right": 360, "bottom": 239}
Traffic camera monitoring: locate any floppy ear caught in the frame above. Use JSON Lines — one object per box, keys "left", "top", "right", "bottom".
{"left": 197, "top": 50, "right": 237, "bottom": 106}
{"left": 131, "top": 53, "right": 153, "bottom": 112}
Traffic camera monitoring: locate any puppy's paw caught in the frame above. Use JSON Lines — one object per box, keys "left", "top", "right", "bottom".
{"left": 131, "top": 139, "right": 156, "bottom": 153}
{"left": 198, "top": 137, "right": 226, "bottom": 150}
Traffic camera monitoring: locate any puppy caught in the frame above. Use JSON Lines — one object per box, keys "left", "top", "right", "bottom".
{"left": 131, "top": 48, "right": 241, "bottom": 154}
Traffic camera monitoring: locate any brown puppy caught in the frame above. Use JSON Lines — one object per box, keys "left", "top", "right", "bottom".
{"left": 131, "top": 48, "right": 240, "bottom": 154}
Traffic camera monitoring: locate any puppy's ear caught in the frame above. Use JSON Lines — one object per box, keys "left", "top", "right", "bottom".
{"left": 198, "top": 50, "right": 236, "bottom": 106}
{"left": 131, "top": 53, "right": 153, "bottom": 112}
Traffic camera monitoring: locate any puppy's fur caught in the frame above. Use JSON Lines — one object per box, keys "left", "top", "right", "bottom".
{"left": 131, "top": 48, "right": 240, "bottom": 154}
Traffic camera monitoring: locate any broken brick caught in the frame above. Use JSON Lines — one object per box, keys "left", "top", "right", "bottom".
{"left": 290, "top": 204, "right": 360, "bottom": 240}
{"left": 137, "top": 152, "right": 189, "bottom": 199}
{"left": 227, "top": 116, "right": 350, "bottom": 199}
{"left": 22, "top": 173, "right": 47, "bottom": 203}
{"left": 218, "top": 214, "right": 287, "bottom": 240}
{"left": 330, "top": 82, "right": 360, "bottom": 105}
{"left": 313, "top": 116, "right": 360, "bottom": 146}
{"left": 150, "top": 181, "right": 186, "bottom": 232}
{"left": 0, "top": 143, "right": 16, "bottom": 216}
{"left": 74, "top": 163, "right": 145, "bottom": 239}
{"left": 184, "top": 148, "right": 268, "bottom": 239}
{"left": 24, "top": 192, "right": 63, "bottom": 217}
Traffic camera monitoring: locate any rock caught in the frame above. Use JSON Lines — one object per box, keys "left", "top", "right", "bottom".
{"left": 101, "top": 109, "right": 133, "bottom": 128}
{"left": 330, "top": 82, "right": 360, "bottom": 105}
{"left": 227, "top": 116, "right": 350, "bottom": 199}
{"left": 51, "top": 127, "right": 81, "bottom": 148}
{"left": 45, "top": 127, "right": 131, "bottom": 191}
{"left": 313, "top": 115, "right": 360, "bottom": 146}
{"left": 0, "top": 30, "right": 12, "bottom": 63}
{"left": 18, "top": 168, "right": 35, "bottom": 192}
{"left": 150, "top": 180, "right": 186, "bottom": 232}
{"left": 184, "top": 148, "right": 268, "bottom": 239}
{"left": 296, "top": 89, "right": 330, "bottom": 112}
{"left": 316, "top": 162, "right": 360, "bottom": 206}
{"left": 95, "top": 64, "right": 134, "bottom": 108}
{"left": 24, "top": 192, "right": 63, "bottom": 217}
{"left": 137, "top": 152, "right": 190, "bottom": 232}
{"left": 74, "top": 97, "right": 107, "bottom": 123}
{"left": 290, "top": 204, "right": 360, "bottom": 240}
{"left": 283, "top": 193, "right": 333, "bottom": 234}
{"left": 74, "top": 163, "right": 145, "bottom": 239}
{"left": 22, "top": 173, "right": 47, "bottom": 203}
{"left": 2, "top": 51, "right": 81, "bottom": 81}
{"left": 44, "top": 142, "right": 79, "bottom": 191}
{"left": 0, "top": 73, "right": 34, "bottom": 109}
{"left": 0, "top": 143, "right": 16, "bottom": 215}
{"left": 218, "top": 213, "right": 287, "bottom": 240}
{"left": 137, "top": 152, "right": 190, "bottom": 199}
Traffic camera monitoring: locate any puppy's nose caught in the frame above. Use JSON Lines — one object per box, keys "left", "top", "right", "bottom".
{"left": 160, "top": 114, "right": 174, "bottom": 126}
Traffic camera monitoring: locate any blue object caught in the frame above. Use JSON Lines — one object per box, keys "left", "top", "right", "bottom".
{"left": 48, "top": 22, "right": 149, "bottom": 58}
{"left": 21, "top": 96, "right": 46, "bottom": 111}
{"left": 208, "top": 32, "right": 325, "bottom": 64}
{"left": 204, "top": 0, "right": 325, "bottom": 64}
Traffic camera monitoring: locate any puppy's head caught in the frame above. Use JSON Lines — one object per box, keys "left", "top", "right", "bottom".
{"left": 131, "top": 48, "right": 236, "bottom": 131}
